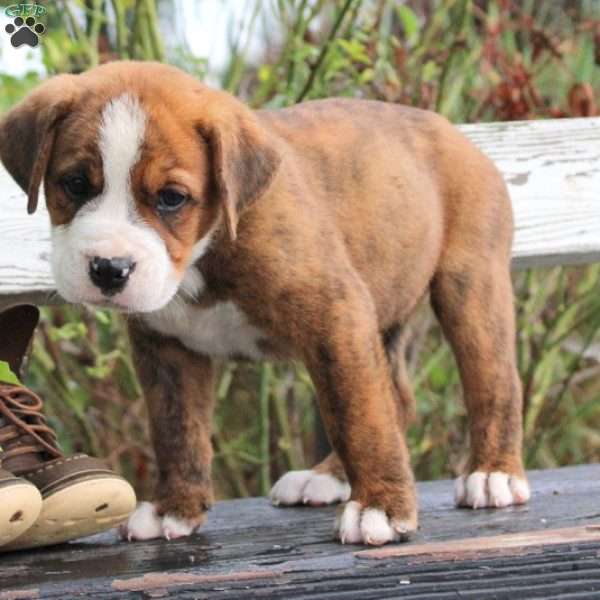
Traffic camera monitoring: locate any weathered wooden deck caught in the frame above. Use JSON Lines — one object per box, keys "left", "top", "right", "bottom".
{"left": 2, "top": 465, "right": 600, "bottom": 599}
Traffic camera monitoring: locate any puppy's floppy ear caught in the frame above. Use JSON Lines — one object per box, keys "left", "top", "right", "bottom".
{"left": 200, "top": 112, "right": 281, "bottom": 241}
{"left": 0, "top": 74, "right": 78, "bottom": 214}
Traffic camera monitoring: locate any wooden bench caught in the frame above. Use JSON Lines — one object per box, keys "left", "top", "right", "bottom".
{"left": 1, "top": 116, "right": 599, "bottom": 311}
{"left": 1, "top": 116, "right": 599, "bottom": 598}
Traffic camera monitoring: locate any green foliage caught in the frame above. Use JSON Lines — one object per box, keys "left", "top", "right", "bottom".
{"left": 0, "top": 73, "right": 41, "bottom": 111}
{"left": 1, "top": 0, "right": 600, "bottom": 498}
{"left": 0, "top": 361, "right": 20, "bottom": 385}
{"left": 38, "top": 0, "right": 167, "bottom": 71}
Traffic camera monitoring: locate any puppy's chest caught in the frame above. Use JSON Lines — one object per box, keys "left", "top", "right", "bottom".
{"left": 144, "top": 299, "right": 269, "bottom": 360}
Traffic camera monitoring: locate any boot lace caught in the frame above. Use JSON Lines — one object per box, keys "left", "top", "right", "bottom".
{"left": 0, "top": 383, "right": 63, "bottom": 463}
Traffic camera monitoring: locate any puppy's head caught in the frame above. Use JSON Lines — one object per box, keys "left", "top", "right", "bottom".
{"left": 0, "top": 61, "right": 280, "bottom": 312}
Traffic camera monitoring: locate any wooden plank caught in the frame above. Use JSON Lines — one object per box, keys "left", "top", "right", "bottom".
{"left": 356, "top": 524, "right": 600, "bottom": 561}
{"left": 0, "top": 164, "right": 53, "bottom": 304}
{"left": 0, "top": 117, "right": 599, "bottom": 303}
{"left": 111, "top": 547, "right": 600, "bottom": 599}
{"left": 462, "top": 117, "right": 600, "bottom": 270}
{"left": 111, "top": 569, "right": 283, "bottom": 593}
{"left": 1, "top": 464, "right": 600, "bottom": 598}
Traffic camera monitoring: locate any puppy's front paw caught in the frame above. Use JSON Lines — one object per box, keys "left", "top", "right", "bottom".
{"left": 455, "top": 471, "right": 530, "bottom": 509}
{"left": 335, "top": 500, "right": 417, "bottom": 546}
{"left": 120, "top": 501, "right": 201, "bottom": 541}
{"left": 270, "top": 469, "right": 350, "bottom": 506}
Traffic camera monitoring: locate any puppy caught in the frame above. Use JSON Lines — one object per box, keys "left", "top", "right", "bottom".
{"left": 0, "top": 61, "right": 530, "bottom": 546}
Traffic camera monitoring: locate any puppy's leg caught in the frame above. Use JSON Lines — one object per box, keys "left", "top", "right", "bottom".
{"left": 270, "top": 325, "right": 414, "bottom": 509}
{"left": 431, "top": 261, "right": 530, "bottom": 509}
{"left": 121, "top": 322, "right": 215, "bottom": 541}
{"left": 297, "top": 294, "right": 417, "bottom": 545}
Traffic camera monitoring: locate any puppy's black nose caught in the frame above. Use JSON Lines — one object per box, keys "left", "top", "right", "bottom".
{"left": 89, "top": 256, "right": 136, "bottom": 296}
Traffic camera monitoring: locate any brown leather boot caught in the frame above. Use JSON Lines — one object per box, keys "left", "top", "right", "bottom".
{"left": 0, "top": 306, "right": 136, "bottom": 550}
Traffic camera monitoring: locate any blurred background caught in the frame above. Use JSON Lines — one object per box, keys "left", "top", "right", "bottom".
{"left": 0, "top": 0, "right": 599, "bottom": 501}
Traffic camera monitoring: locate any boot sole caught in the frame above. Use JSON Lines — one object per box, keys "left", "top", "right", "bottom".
{"left": 0, "top": 481, "right": 42, "bottom": 547}
{"left": 3, "top": 476, "right": 136, "bottom": 551}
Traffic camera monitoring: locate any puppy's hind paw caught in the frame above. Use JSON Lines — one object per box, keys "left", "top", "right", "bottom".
{"left": 270, "top": 469, "right": 350, "bottom": 507}
{"left": 455, "top": 471, "right": 530, "bottom": 509}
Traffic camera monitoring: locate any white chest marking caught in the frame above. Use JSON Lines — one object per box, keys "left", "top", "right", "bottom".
{"left": 145, "top": 299, "right": 267, "bottom": 360}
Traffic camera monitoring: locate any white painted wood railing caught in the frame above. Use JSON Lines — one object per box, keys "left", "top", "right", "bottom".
{"left": 0, "top": 116, "right": 599, "bottom": 307}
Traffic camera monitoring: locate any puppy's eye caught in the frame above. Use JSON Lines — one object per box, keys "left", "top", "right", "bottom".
{"left": 157, "top": 188, "right": 188, "bottom": 213}
{"left": 62, "top": 175, "right": 90, "bottom": 201}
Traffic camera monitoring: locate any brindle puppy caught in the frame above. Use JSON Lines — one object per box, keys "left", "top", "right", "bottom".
{"left": 0, "top": 61, "right": 529, "bottom": 545}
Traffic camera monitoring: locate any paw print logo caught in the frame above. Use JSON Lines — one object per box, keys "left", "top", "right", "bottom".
{"left": 5, "top": 16, "right": 45, "bottom": 48}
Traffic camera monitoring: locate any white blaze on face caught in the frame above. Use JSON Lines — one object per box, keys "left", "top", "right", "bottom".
{"left": 51, "top": 94, "right": 180, "bottom": 313}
